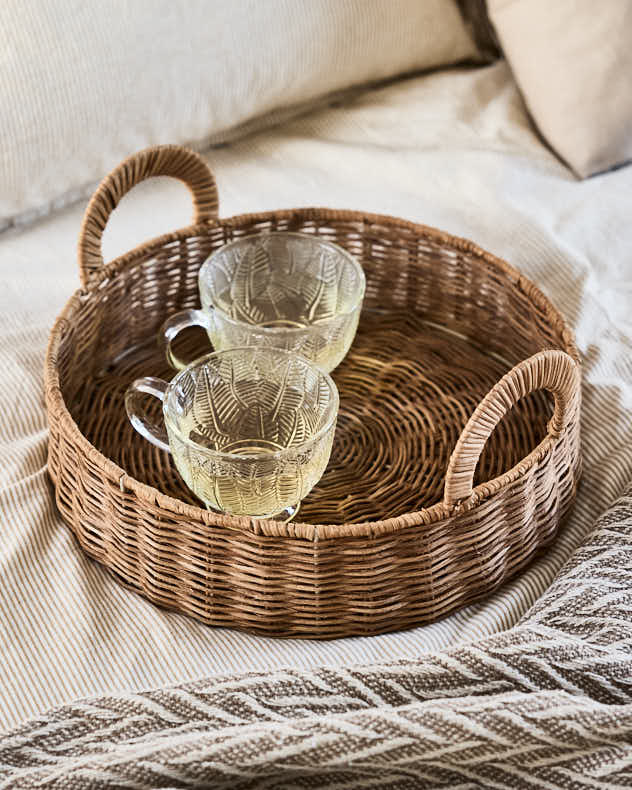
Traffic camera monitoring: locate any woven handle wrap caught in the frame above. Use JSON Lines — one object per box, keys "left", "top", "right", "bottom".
{"left": 77, "top": 145, "right": 219, "bottom": 288}
{"left": 444, "top": 349, "right": 579, "bottom": 507}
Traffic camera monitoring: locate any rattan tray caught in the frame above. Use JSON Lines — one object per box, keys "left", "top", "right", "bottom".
{"left": 45, "top": 145, "right": 581, "bottom": 638}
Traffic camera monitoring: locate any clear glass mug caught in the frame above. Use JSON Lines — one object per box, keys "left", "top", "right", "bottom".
{"left": 162, "top": 232, "right": 366, "bottom": 373}
{"left": 125, "top": 347, "right": 339, "bottom": 521}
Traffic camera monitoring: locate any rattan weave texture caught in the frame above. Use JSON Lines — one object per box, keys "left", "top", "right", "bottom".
{"left": 45, "top": 145, "right": 581, "bottom": 637}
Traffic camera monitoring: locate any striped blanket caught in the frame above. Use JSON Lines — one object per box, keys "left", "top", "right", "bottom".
{"left": 2, "top": 486, "right": 631, "bottom": 788}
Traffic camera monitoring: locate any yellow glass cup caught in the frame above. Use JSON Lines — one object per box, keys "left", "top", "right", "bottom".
{"left": 161, "top": 232, "right": 365, "bottom": 373}
{"left": 125, "top": 347, "right": 339, "bottom": 521}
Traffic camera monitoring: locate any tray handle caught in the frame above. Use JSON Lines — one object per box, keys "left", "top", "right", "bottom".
{"left": 443, "top": 349, "right": 579, "bottom": 508}
{"left": 77, "top": 145, "right": 219, "bottom": 288}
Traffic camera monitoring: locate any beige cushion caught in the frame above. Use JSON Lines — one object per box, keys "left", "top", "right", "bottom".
{"left": 488, "top": 0, "right": 632, "bottom": 178}
{"left": 0, "top": 0, "right": 477, "bottom": 228}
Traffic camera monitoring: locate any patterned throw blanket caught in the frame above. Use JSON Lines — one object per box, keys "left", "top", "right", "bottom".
{"left": 1, "top": 488, "right": 631, "bottom": 788}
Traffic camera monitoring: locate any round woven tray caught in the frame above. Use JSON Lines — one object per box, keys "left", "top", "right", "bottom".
{"left": 45, "top": 145, "right": 581, "bottom": 638}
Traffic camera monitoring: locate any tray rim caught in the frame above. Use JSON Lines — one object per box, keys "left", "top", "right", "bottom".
{"left": 46, "top": 206, "right": 580, "bottom": 542}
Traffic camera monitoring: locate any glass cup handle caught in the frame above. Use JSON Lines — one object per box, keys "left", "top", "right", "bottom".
{"left": 125, "top": 377, "right": 170, "bottom": 453}
{"left": 160, "top": 308, "right": 214, "bottom": 371}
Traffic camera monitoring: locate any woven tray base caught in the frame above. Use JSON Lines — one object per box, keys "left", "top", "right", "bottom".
{"left": 47, "top": 146, "right": 581, "bottom": 638}
{"left": 83, "top": 309, "right": 550, "bottom": 526}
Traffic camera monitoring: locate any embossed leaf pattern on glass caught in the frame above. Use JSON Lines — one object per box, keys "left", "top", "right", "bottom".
{"left": 229, "top": 243, "right": 271, "bottom": 325}
{"left": 210, "top": 236, "right": 357, "bottom": 323}
{"left": 165, "top": 349, "right": 337, "bottom": 517}
{"left": 301, "top": 248, "right": 341, "bottom": 323}
{"left": 200, "top": 233, "right": 364, "bottom": 372}
{"left": 190, "top": 366, "right": 231, "bottom": 449}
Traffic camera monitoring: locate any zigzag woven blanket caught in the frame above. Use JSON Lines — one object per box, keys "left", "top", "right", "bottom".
{"left": 1, "top": 486, "right": 631, "bottom": 788}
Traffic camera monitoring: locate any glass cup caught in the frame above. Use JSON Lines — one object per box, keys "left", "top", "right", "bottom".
{"left": 125, "top": 347, "right": 339, "bottom": 521}
{"left": 161, "top": 232, "right": 365, "bottom": 373}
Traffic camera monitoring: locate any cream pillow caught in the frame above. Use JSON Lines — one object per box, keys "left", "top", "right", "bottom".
{"left": 0, "top": 0, "right": 478, "bottom": 228}
{"left": 488, "top": 0, "right": 632, "bottom": 178}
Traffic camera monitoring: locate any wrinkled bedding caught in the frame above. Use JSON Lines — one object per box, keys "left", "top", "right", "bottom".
{"left": 0, "top": 60, "right": 631, "bottom": 732}
{"left": 2, "top": 483, "right": 632, "bottom": 787}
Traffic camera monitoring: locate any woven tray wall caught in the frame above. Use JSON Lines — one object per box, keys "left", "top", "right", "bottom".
{"left": 45, "top": 145, "right": 581, "bottom": 638}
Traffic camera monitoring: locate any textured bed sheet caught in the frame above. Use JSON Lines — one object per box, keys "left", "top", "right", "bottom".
{"left": 0, "top": 60, "right": 631, "bottom": 731}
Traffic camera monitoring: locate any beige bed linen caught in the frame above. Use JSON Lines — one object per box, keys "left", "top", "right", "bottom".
{"left": 0, "top": 60, "right": 631, "bottom": 731}
{"left": 4, "top": 487, "right": 631, "bottom": 786}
